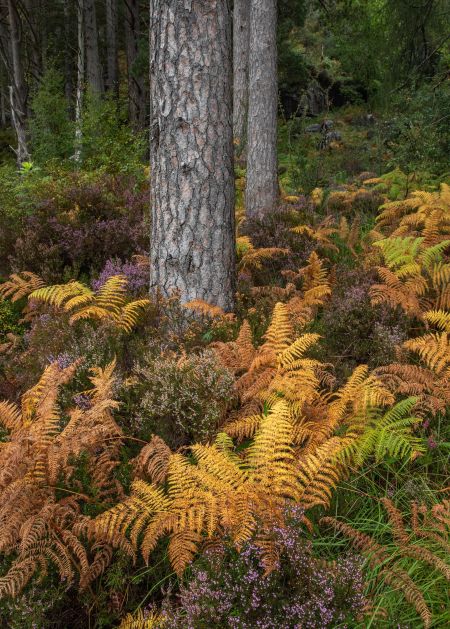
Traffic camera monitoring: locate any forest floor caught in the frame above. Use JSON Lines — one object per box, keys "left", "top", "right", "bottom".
{"left": 0, "top": 104, "right": 449, "bottom": 628}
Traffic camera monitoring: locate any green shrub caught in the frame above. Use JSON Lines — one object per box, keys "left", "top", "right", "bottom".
{"left": 80, "top": 93, "right": 147, "bottom": 176}
{"left": 29, "top": 68, "right": 74, "bottom": 163}
{"left": 0, "top": 300, "right": 23, "bottom": 340}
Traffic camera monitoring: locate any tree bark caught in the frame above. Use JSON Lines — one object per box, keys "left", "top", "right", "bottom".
{"left": 125, "top": 0, "right": 145, "bottom": 128}
{"left": 105, "top": 0, "right": 119, "bottom": 97}
{"left": 84, "top": 0, "right": 103, "bottom": 94}
{"left": 233, "top": 0, "right": 250, "bottom": 153}
{"left": 0, "top": 85, "right": 7, "bottom": 127}
{"left": 22, "top": 0, "right": 42, "bottom": 80}
{"left": 63, "top": 0, "right": 74, "bottom": 108}
{"left": 75, "top": 0, "right": 85, "bottom": 162}
{"left": 7, "top": 0, "right": 30, "bottom": 164}
{"left": 149, "top": 0, "right": 236, "bottom": 311}
{"left": 245, "top": 0, "right": 278, "bottom": 220}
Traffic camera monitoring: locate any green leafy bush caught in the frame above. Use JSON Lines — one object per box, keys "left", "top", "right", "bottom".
{"left": 29, "top": 68, "right": 74, "bottom": 163}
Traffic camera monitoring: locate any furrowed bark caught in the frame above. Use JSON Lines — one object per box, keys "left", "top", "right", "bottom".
{"left": 245, "top": 0, "right": 278, "bottom": 220}
{"left": 233, "top": 0, "right": 250, "bottom": 154}
{"left": 149, "top": 0, "right": 236, "bottom": 311}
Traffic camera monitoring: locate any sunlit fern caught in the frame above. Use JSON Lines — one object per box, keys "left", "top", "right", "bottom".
{"left": 27, "top": 274, "right": 150, "bottom": 332}
{"left": 95, "top": 400, "right": 300, "bottom": 575}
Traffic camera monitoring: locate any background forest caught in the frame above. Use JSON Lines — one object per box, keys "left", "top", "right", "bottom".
{"left": 0, "top": 0, "right": 449, "bottom": 628}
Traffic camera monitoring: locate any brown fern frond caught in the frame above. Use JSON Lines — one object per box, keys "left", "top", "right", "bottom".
{"left": 381, "top": 498, "right": 410, "bottom": 544}
{"left": 184, "top": 299, "right": 226, "bottom": 318}
{"left": 0, "top": 559, "right": 37, "bottom": 598}
{"left": 291, "top": 217, "right": 339, "bottom": 253}
{"left": 224, "top": 414, "right": 263, "bottom": 441}
{"left": 262, "top": 302, "right": 293, "bottom": 354}
{"left": 0, "top": 358, "right": 125, "bottom": 599}
{"left": 0, "top": 272, "right": 45, "bottom": 302}
{"left": 133, "top": 436, "right": 172, "bottom": 483}
{"left": 0, "top": 400, "right": 23, "bottom": 432}
{"left": 237, "top": 235, "right": 288, "bottom": 272}
{"left": 321, "top": 516, "right": 432, "bottom": 628}
{"left": 118, "top": 299, "right": 150, "bottom": 332}
{"left": 404, "top": 332, "right": 450, "bottom": 374}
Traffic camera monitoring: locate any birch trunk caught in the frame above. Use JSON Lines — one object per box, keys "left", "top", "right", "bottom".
{"left": 245, "top": 0, "right": 278, "bottom": 220}
{"left": 233, "top": 0, "right": 250, "bottom": 153}
{"left": 84, "top": 0, "right": 103, "bottom": 94}
{"left": 149, "top": 0, "right": 236, "bottom": 311}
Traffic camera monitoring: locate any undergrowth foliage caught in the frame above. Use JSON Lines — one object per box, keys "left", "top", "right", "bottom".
{"left": 322, "top": 498, "right": 450, "bottom": 629}
{"left": 0, "top": 181, "right": 448, "bottom": 627}
{"left": 0, "top": 273, "right": 150, "bottom": 333}
{"left": 0, "top": 360, "right": 128, "bottom": 597}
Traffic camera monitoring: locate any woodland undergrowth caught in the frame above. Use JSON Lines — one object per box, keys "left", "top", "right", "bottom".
{"left": 0, "top": 176, "right": 449, "bottom": 628}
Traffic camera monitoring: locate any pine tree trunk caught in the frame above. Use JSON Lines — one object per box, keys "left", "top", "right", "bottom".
{"left": 245, "top": 0, "right": 278, "bottom": 220}
{"left": 149, "top": 0, "right": 236, "bottom": 311}
{"left": 125, "top": 0, "right": 145, "bottom": 128}
{"left": 105, "top": 0, "right": 118, "bottom": 97}
{"left": 84, "top": 0, "right": 103, "bottom": 94}
{"left": 7, "top": 0, "right": 30, "bottom": 165}
{"left": 233, "top": 0, "right": 250, "bottom": 153}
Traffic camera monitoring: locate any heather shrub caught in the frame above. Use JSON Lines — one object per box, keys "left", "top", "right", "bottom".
{"left": 325, "top": 186, "right": 384, "bottom": 217}
{"left": 1, "top": 313, "right": 124, "bottom": 396}
{"left": 164, "top": 513, "right": 368, "bottom": 629}
{"left": 320, "top": 267, "right": 408, "bottom": 380}
{"left": 8, "top": 171, "right": 148, "bottom": 282}
{"left": 131, "top": 350, "right": 235, "bottom": 447}
{"left": 92, "top": 258, "right": 149, "bottom": 296}
{"left": 241, "top": 204, "right": 317, "bottom": 283}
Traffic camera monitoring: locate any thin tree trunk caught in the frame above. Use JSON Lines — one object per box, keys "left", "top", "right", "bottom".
{"left": 23, "top": 0, "right": 42, "bottom": 80}
{"left": 0, "top": 86, "right": 7, "bottom": 127}
{"left": 149, "top": 0, "right": 236, "bottom": 311}
{"left": 75, "top": 0, "right": 85, "bottom": 162}
{"left": 233, "top": 0, "right": 250, "bottom": 154}
{"left": 125, "top": 0, "right": 145, "bottom": 128}
{"left": 7, "top": 0, "right": 30, "bottom": 164}
{"left": 106, "top": 0, "right": 118, "bottom": 97}
{"left": 84, "top": 0, "right": 103, "bottom": 94}
{"left": 245, "top": 0, "right": 278, "bottom": 220}
{"left": 63, "top": 0, "right": 73, "bottom": 107}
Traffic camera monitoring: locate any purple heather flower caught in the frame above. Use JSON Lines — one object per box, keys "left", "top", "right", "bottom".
{"left": 47, "top": 352, "right": 74, "bottom": 369}
{"left": 72, "top": 394, "right": 92, "bottom": 411}
{"left": 92, "top": 257, "right": 149, "bottom": 295}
